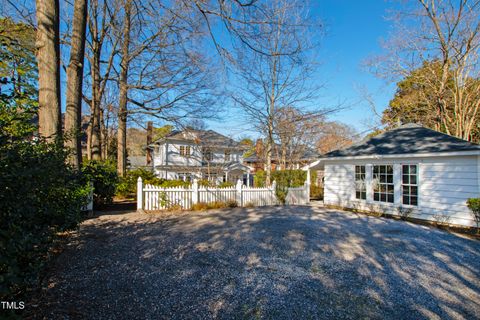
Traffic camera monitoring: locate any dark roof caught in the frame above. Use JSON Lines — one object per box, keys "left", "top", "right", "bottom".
{"left": 156, "top": 129, "right": 243, "bottom": 149}
{"left": 324, "top": 123, "right": 480, "bottom": 158}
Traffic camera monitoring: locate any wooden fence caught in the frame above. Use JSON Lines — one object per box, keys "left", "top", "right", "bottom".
{"left": 137, "top": 178, "right": 309, "bottom": 211}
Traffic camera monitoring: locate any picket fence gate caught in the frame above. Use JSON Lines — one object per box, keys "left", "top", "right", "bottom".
{"left": 137, "top": 178, "right": 309, "bottom": 211}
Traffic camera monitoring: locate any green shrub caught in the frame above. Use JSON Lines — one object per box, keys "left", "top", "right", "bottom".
{"left": 310, "top": 184, "right": 323, "bottom": 200}
{"left": 198, "top": 179, "right": 215, "bottom": 187}
{"left": 255, "top": 170, "right": 307, "bottom": 203}
{"left": 0, "top": 104, "right": 89, "bottom": 300}
{"left": 82, "top": 160, "right": 118, "bottom": 206}
{"left": 218, "top": 181, "right": 235, "bottom": 188}
{"left": 254, "top": 169, "right": 307, "bottom": 189}
{"left": 160, "top": 179, "right": 190, "bottom": 188}
{"left": 254, "top": 170, "right": 266, "bottom": 187}
{"left": 467, "top": 198, "right": 480, "bottom": 230}
{"left": 116, "top": 168, "right": 159, "bottom": 198}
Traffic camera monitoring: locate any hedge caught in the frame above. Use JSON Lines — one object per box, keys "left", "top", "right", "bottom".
{"left": 0, "top": 104, "right": 89, "bottom": 301}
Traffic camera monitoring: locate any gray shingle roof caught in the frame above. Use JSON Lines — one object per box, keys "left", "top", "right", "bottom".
{"left": 160, "top": 129, "right": 242, "bottom": 148}
{"left": 324, "top": 123, "right": 480, "bottom": 158}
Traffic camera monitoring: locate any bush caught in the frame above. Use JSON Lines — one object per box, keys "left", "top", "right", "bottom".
{"left": 226, "top": 200, "right": 238, "bottom": 208}
{"left": 207, "top": 201, "right": 227, "bottom": 209}
{"left": 82, "top": 160, "right": 118, "bottom": 206}
{"left": 218, "top": 181, "right": 235, "bottom": 188}
{"left": 467, "top": 198, "right": 480, "bottom": 230}
{"left": 0, "top": 104, "right": 89, "bottom": 300}
{"left": 254, "top": 169, "right": 307, "bottom": 189}
{"left": 191, "top": 202, "right": 208, "bottom": 211}
{"left": 255, "top": 170, "right": 307, "bottom": 204}
{"left": 191, "top": 201, "right": 235, "bottom": 210}
{"left": 254, "top": 170, "right": 266, "bottom": 187}
{"left": 245, "top": 201, "right": 255, "bottom": 208}
{"left": 310, "top": 184, "right": 323, "bottom": 200}
{"left": 160, "top": 179, "right": 190, "bottom": 188}
{"left": 116, "top": 168, "right": 159, "bottom": 198}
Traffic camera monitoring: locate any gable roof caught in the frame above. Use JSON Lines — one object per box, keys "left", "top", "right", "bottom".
{"left": 323, "top": 123, "right": 480, "bottom": 158}
{"left": 154, "top": 129, "right": 243, "bottom": 149}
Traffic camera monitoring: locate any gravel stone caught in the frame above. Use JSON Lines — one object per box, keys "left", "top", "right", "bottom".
{"left": 27, "top": 206, "right": 480, "bottom": 319}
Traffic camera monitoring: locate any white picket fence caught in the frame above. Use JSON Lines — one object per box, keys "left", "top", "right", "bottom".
{"left": 137, "top": 178, "right": 309, "bottom": 211}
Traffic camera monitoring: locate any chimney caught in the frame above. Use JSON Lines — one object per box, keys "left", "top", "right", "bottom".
{"left": 146, "top": 121, "right": 153, "bottom": 165}
{"left": 255, "top": 139, "right": 263, "bottom": 157}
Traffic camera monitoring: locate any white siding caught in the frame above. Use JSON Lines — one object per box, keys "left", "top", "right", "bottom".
{"left": 166, "top": 143, "right": 202, "bottom": 166}
{"left": 323, "top": 155, "right": 479, "bottom": 227}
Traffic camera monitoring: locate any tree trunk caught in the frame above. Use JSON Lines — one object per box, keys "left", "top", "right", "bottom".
{"left": 117, "top": 0, "right": 132, "bottom": 177}
{"left": 65, "top": 0, "right": 88, "bottom": 168}
{"left": 90, "top": 46, "right": 102, "bottom": 160}
{"left": 265, "top": 119, "right": 274, "bottom": 186}
{"left": 36, "top": 0, "right": 62, "bottom": 142}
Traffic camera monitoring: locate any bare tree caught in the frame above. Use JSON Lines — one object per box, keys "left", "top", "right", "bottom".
{"left": 274, "top": 106, "right": 326, "bottom": 169}
{"left": 116, "top": 0, "right": 131, "bottom": 176}
{"left": 35, "top": 0, "right": 61, "bottom": 142}
{"left": 65, "top": 0, "right": 88, "bottom": 168}
{"left": 114, "top": 0, "right": 219, "bottom": 176}
{"left": 315, "top": 122, "right": 357, "bottom": 155}
{"left": 231, "top": 0, "right": 323, "bottom": 185}
{"left": 84, "top": 0, "right": 120, "bottom": 160}
{"left": 369, "top": 0, "right": 480, "bottom": 141}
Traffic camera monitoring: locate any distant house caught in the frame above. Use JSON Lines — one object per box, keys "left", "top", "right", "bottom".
{"left": 244, "top": 139, "right": 319, "bottom": 173}
{"left": 148, "top": 129, "right": 253, "bottom": 185}
{"left": 306, "top": 123, "right": 480, "bottom": 227}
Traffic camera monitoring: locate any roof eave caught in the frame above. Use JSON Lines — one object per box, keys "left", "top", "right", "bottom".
{"left": 314, "top": 149, "right": 480, "bottom": 163}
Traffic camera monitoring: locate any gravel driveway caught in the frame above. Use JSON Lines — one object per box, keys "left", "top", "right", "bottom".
{"left": 29, "top": 206, "right": 480, "bottom": 319}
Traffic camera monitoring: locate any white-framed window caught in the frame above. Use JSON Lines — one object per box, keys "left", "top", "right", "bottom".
{"left": 355, "top": 165, "right": 366, "bottom": 200}
{"left": 180, "top": 145, "right": 191, "bottom": 157}
{"left": 373, "top": 165, "right": 394, "bottom": 203}
{"left": 203, "top": 148, "right": 212, "bottom": 161}
{"left": 178, "top": 172, "right": 192, "bottom": 182}
{"left": 224, "top": 151, "right": 231, "bottom": 162}
{"left": 402, "top": 164, "right": 418, "bottom": 206}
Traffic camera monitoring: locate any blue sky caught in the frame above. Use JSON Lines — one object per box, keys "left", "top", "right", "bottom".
{"left": 208, "top": 0, "right": 400, "bottom": 139}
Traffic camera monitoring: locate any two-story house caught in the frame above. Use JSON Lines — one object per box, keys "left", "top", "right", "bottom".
{"left": 148, "top": 128, "right": 253, "bottom": 185}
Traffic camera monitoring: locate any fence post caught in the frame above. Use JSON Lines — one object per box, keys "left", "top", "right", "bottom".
{"left": 271, "top": 180, "right": 277, "bottom": 205}
{"left": 192, "top": 179, "right": 199, "bottom": 205}
{"left": 137, "top": 177, "right": 143, "bottom": 211}
{"left": 236, "top": 179, "right": 243, "bottom": 207}
{"left": 305, "top": 169, "right": 311, "bottom": 203}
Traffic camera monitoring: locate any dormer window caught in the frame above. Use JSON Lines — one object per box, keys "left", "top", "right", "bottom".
{"left": 225, "top": 151, "right": 231, "bottom": 162}
{"left": 180, "top": 145, "right": 190, "bottom": 157}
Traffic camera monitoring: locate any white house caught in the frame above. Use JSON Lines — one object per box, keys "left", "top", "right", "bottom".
{"left": 306, "top": 123, "right": 480, "bottom": 227}
{"left": 148, "top": 128, "right": 253, "bottom": 185}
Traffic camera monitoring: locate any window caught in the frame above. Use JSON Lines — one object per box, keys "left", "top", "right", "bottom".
{"left": 402, "top": 165, "right": 418, "bottom": 206}
{"left": 179, "top": 145, "right": 190, "bottom": 157}
{"left": 178, "top": 173, "right": 192, "bottom": 182}
{"left": 355, "top": 165, "right": 366, "bottom": 200}
{"left": 373, "top": 165, "right": 394, "bottom": 203}
{"left": 203, "top": 148, "right": 212, "bottom": 161}
{"left": 224, "top": 151, "right": 231, "bottom": 162}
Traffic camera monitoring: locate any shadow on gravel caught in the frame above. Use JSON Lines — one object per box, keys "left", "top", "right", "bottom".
{"left": 27, "top": 206, "right": 480, "bottom": 319}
